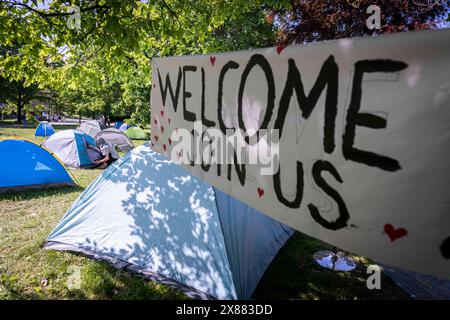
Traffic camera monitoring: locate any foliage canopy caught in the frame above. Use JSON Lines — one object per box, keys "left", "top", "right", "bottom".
{"left": 0, "top": 0, "right": 448, "bottom": 124}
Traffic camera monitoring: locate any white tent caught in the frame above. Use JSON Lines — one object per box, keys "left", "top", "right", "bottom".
{"left": 95, "top": 128, "right": 134, "bottom": 152}
{"left": 77, "top": 120, "right": 102, "bottom": 138}
{"left": 42, "top": 130, "right": 101, "bottom": 168}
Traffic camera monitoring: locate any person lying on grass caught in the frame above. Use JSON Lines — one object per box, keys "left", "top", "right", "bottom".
{"left": 94, "top": 138, "right": 120, "bottom": 169}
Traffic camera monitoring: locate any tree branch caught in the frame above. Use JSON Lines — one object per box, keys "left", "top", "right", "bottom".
{"left": 3, "top": 1, "right": 110, "bottom": 18}
{"left": 143, "top": 50, "right": 152, "bottom": 60}
{"left": 159, "top": 0, "right": 178, "bottom": 20}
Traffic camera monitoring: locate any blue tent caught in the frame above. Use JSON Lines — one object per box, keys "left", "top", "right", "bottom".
{"left": 0, "top": 138, "right": 75, "bottom": 193}
{"left": 118, "top": 123, "right": 129, "bottom": 131}
{"left": 114, "top": 121, "right": 123, "bottom": 129}
{"left": 45, "top": 143, "right": 293, "bottom": 299}
{"left": 35, "top": 121, "right": 55, "bottom": 137}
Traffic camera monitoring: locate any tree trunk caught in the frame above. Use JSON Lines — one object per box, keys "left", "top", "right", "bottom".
{"left": 17, "top": 92, "right": 22, "bottom": 123}
{"left": 102, "top": 113, "right": 109, "bottom": 125}
{"left": 17, "top": 104, "right": 24, "bottom": 124}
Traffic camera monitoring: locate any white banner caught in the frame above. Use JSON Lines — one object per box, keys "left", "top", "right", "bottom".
{"left": 151, "top": 29, "right": 450, "bottom": 279}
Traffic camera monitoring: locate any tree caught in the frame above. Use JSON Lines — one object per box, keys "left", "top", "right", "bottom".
{"left": 272, "top": 0, "right": 450, "bottom": 45}
{"left": 0, "top": 77, "right": 43, "bottom": 122}
{"left": 0, "top": 43, "right": 45, "bottom": 122}
{"left": 0, "top": 1, "right": 281, "bottom": 77}
{"left": 121, "top": 74, "right": 151, "bottom": 127}
{"left": 0, "top": 1, "right": 288, "bottom": 124}
{"left": 207, "top": 8, "right": 277, "bottom": 52}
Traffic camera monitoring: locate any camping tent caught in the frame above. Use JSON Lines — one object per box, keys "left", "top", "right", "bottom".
{"left": 44, "top": 144, "right": 293, "bottom": 299}
{"left": 42, "top": 130, "right": 101, "bottom": 168}
{"left": 114, "top": 121, "right": 123, "bottom": 129}
{"left": 35, "top": 121, "right": 55, "bottom": 137}
{"left": 124, "top": 126, "right": 147, "bottom": 140}
{"left": 118, "top": 123, "right": 129, "bottom": 132}
{"left": 95, "top": 128, "right": 134, "bottom": 152}
{"left": 76, "top": 120, "right": 107, "bottom": 137}
{"left": 0, "top": 138, "right": 75, "bottom": 193}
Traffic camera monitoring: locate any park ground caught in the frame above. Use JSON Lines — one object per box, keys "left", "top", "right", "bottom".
{"left": 0, "top": 124, "right": 410, "bottom": 300}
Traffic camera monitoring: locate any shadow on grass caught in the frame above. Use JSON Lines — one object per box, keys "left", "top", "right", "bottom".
{"left": 0, "top": 274, "right": 89, "bottom": 300}
{"left": 48, "top": 124, "right": 79, "bottom": 130}
{"left": 82, "top": 260, "right": 186, "bottom": 300}
{"left": 0, "top": 281, "right": 43, "bottom": 300}
{"left": 0, "top": 185, "right": 84, "bottom": 201}
{"left": 253, "top": 232, "right": 411, "bottom": 300}
{"left": 41, "top": 146, "right": 411, "bottom": 300}
{"left": 1, "top": 250, "right": 184, "bottom": 300}
{"left": 46, "top": 148, "right": 238, "bottom": 299}
{"left": 0, "top": 123, "right": 78, "bottom": 129}
{"left": 60, "top": 253, "right": 186, "bottom": 300}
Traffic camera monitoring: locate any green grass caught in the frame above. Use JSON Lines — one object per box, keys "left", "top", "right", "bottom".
{"left": 0, "top": 126, "right": 410, "bottom": 300}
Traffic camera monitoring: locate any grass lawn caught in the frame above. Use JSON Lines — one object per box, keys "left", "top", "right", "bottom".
{"left": 0, "top": 125, "right": 410, "bottom": 300}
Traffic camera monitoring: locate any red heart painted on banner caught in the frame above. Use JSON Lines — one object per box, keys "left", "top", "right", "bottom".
{"left": 276, "top": 45, "right": 286, "bottom": 55}
{"left": 163, "top": 144, "right": 167, "bottom": 152}
{"left": 154, "top": 135, "right": 158, "bottom": 142}
{"left": 210, "top": 56, "right": 216, "bottom": 66}
{"left": 161, "top": 126, "right": 164, "bottom": 133}
{"left": 257, "top": 188, "right": 264, "bottom": 198}
{"left": 160, "top": 110, "right": 164, "bottom": 117}
{"left": 168, "top": 137, "right": 172, "bottom": 145}
{"left": 384, "top": 224, "right": 408, "bottom": 242}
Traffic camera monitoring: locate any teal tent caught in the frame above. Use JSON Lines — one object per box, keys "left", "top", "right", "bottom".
{"left": 0, "top": 138, "right": 75, "bottom": 193}
{"left": 45, "top": 143, "right": 293, "bottom": 299}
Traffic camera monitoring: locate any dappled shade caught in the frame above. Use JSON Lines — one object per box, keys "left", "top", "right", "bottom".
{"left": 44, "top": 143, "right": 293, "bottom": 299}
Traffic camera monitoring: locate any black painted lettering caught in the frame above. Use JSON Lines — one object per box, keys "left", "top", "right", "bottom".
{"left": 342, "top": 59, "right": 407, "bottom": 172}
{"left": 274, "top": 55, "right": 338, "bottom": 154}
{"left": 218, "top": 61, "right": 239, "bottom": 134}
{"left": 308, "top": 160, "right": 349, "bottom": 230}
{"left": 183, "top": 65, "right": 197, "bottom": 122}
{"left": 238, "top": 54, "right": 275, "bottom": 144}
{"left": 201, "top": 67, "right": 216, "bottom": 128}
{"left": 273, "top": 161, "right": 304, "bottom": 208}
{"left": 157, "top": 67, "right": 182, "bottom": 112}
